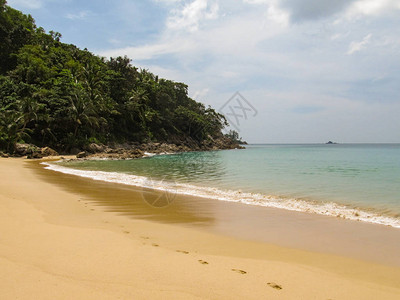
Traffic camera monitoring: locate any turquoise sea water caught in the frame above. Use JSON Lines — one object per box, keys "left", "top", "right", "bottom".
{"left": 46, "top": 144, "right": 400, "bottom": 228}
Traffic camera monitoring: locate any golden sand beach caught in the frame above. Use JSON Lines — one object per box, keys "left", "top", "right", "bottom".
{"left": 1, "top": 157, "right": 400, "bottom": 299}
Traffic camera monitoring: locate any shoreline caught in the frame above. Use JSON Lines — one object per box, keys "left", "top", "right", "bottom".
{"left": 37, "top": 158, "right": 400, "bottom": 266}
{"left": 7, "top": 139, "right": 244, "bottom": 160}
{"left": 43, "top": 157, "right": 400, "bottom": 230}
{"left": 1, "top": 157, "right": 400, "bottom": 299}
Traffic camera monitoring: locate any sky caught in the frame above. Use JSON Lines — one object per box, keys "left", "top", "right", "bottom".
{"left": 7, "top": 0, "right": 400, "bottom": 143}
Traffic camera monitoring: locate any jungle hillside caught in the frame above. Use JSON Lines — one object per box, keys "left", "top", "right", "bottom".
{"left": 0, "top": 1, "right": 238, "bottom": 154}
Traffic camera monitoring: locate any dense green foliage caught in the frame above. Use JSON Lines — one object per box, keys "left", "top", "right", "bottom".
{"left": 224, "top": 130, "right": 245, "bottom": 144}
{"left": 0, "top": 1, "right": 228, "bottom": 153}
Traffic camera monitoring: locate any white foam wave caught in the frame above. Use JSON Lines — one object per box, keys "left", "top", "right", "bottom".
{"left": 42, "top": 162, "right": 400, "bottom": 229}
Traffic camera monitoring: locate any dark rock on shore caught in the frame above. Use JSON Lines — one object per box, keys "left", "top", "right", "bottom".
{"left": 30, "top": 147, "right": 58, "bottom": 159}
{"left": 210, "top": 137, "right": 245, "bottom": 150}
{"left": 77, "top": 138, "right": 244, "bottom": 160}
{"left": 27, "top": 151, "right": 44, "bottom": 159}
{"left": 6, "top": 136, "right": 243, "bottom": 160}
{"left": 76, "top": 151, "right": 88, "bottom": 158}
{"left": 15, "top": 143, "right": 39, "bottom": 156}
{"left": 40, "top": 147, "right": 59, "bottom": 157}
{"left": 15, "top": 143, "right": 55, "bottom": 159}
{"left": 84, "top": 143, "right": 106, "bottom": 153}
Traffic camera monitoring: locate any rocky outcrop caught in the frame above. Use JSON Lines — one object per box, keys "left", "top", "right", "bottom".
{"left": 27, "top": 151, "right": 44, "bottom": 159}
{"left": 202, "top": 137, "right": 245, "bottom": 150}
{"left": 84, "top": 143, "right": 106, "bottom": 153}
{"left": 139, "top": 142, "right": 191, "bottom": 154}
{"left": 76, "top": 151, "right": 88, "bottom": 158}
{"left": 7, "top": 136, "right": 244, "bottom": 160}
{"left": 14, "top": 143, "right": 39, "bottom": 156}
{"left": 72, "top": 138, "right": 244, "bottom": 161}
{"left": 40, "top": 147, "right": 59, "bottom": 157}
{"left": 13, "top": 143, "right": 58, "bottom": 159}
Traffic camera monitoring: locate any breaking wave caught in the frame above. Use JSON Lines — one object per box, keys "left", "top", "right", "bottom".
{"left": 42, "top": 162, "right": 400, "bottom": 229}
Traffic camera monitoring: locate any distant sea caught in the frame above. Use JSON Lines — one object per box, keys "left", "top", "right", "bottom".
{"left": 44, "top": 144, "right": 400, "bottom": 228}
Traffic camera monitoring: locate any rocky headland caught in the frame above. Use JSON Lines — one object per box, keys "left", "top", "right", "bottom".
{"left": 7, "top": 136, "right": 244, "bottom": 160}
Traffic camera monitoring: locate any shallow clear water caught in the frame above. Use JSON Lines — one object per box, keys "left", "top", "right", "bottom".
{"left": 48, "top": 144, "right": 400, "bottom": 227}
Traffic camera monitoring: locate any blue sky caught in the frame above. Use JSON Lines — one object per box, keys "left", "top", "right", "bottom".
{"left": 7, "top": 0, "right": 400, "bottom": 143}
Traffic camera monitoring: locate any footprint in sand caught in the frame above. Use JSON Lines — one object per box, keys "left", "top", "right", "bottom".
{"left": 267, "top": 282, "right": 282, "bottom": 290}
{"left": 152, "top": 243, "right": 159, "bottom": 247}
{"left": 123, "top": 231, "right": 130, "bottom": 234}
{"left": 232, "top": 269, "right": 247, "bottom": 274}
{"left": 140, "top": 236, "right": 150, "bottom": 240}
{"left": 198, "top": 260, "right": 208, "bottom": 265}
{"left": 176, "top": 250, "right": 189, "bottom": 254}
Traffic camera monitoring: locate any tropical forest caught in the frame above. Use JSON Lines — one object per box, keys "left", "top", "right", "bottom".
{"left": 0, "top": 0, "right": 239, "bottom": 155}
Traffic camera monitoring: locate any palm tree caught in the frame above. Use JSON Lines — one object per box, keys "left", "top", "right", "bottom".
{"left": 68, "top": 88, "right": 99, "bottom": 139}
{"left": 0, "top": 108, "right": 29, "bottom": 153}
{"left": 0, "top": 95, "right": 41, "bottom": 152}
{"left": 18, "top": 96, "right": 39, "bottom": 132}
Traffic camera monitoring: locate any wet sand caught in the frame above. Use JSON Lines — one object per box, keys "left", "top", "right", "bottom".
{"left": 1, "top": 157, "right": 400, "bottom": 299}
{"left": 37, "top": 159, "right": 400, "bottom": 266}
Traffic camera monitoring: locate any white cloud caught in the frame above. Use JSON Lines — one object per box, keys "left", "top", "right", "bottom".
{"left": 101, "top": 2, "right": 288, "bottom": 60}
{"left": 66, "top": 11, "right": 91, "bottom": 20}
{"left": 99, "top": 0, "right": 400, "bottom": 142}
{"left": 192, "top": 88, "right": 210, "bottom": 101}
{"left": 108, "top": 38, "right": 123, "bottom": 46}
{"left": 265, "top": 2, "right": 289, "bottom": 25}
{"left": 6, "top": 0, "right": 400, "bottom": 142}
{"left": 246, "top": 0, "right": 400, "bottom": 23}
{"left": 345, "top": 0, "right": 400, "bottom": 18}
{"left": 243, "top": 0, "right": 269, "bottom": 4}
{"left": 167, "top": 0, "right": 219, "bottom": 32}
{"left": 280, "top": 0, "right": 355, "bottom": 22}
{"left": 347, "top": 33, "right": 372, "bottom": 55}
{"left": 242, "top": 0, "right": 289, "bottom": 25}
{"left": 153, "top": 0, "right": 183, "bottom": 4}
{"left": 101, "top": 38, "right": 193, "bottom": 60}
